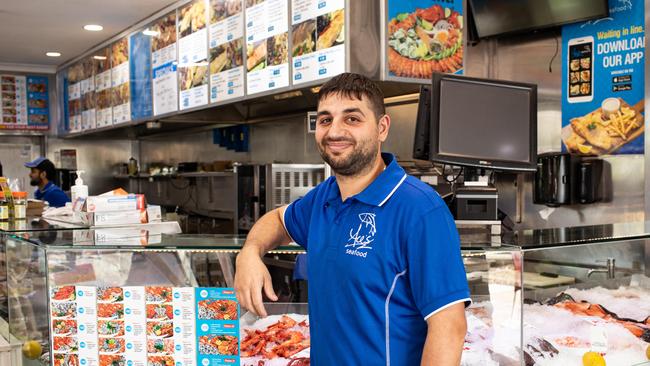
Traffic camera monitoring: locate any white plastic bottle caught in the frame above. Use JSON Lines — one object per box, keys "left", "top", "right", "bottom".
{"left": 71, "top": 170, "right": 89, "bottom": 203}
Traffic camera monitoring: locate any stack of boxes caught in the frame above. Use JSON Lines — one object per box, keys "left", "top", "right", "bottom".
{"left": 78, "top": 194, "right": 162, "bottom": 227}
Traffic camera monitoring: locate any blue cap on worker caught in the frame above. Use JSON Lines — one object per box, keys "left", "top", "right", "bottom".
{"left": 24, "top": 157, "right": 48, "bottom": 168}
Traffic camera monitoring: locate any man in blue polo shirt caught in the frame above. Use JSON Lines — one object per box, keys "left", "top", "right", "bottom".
{"left": 25, "top": 157, "right": 70, "bottom": 208}
{"left": 235, "top": 73, "right": 470, "bottom": 365}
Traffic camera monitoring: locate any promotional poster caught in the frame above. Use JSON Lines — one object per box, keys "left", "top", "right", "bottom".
{"left": 386, "top": 0, "right": 464, "bottom": 81}
{"left": 561, "top": 0, "right": 645, "bottom": 155}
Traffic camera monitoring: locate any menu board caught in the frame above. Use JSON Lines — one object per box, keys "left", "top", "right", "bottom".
{"left": 178, "top": 0, "right": 209, "bottom": 110}
{"left": 111, "top": 38, "right": 131, "bottom": 125}
{"left": 26, "top": 76, "right": 49, "bottom": 129}
{"left": 245, "top": 0, "right": 290, "bottom": 95}
{"left": 151, "top": 12, "right": 179, "bottom": 116}
{"left": 94, "top": 47, "right": 113, "bottom": 128}
{"left": 291, "top": 0, "right": 345, "bottom": 85}
{"left": 81, "top": 57, "right": 96, "bottom": 130}
{"left": 386, "top": 0, "right": 464, "bottom": 80}
{"left": 68, "top": 64, "right": 83, "bottom": 132}
{"left": 208, "top": 0, "right": 245, "bottom": 103}
{"left": 130, "top": 31, "right": 153, "bottom": 120}
{"left": 0, "top": 75, "right": 48, "bottom": 130}
{"left": 49, "top": 285, "right": 240, "bottom": 366}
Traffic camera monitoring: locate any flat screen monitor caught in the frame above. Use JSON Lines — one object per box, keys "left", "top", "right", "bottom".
{"left": 469, "top": 0, "right": 609, "bottom": 39}
{"left": 414, "top": 73, "right": 537, "bottom": 172}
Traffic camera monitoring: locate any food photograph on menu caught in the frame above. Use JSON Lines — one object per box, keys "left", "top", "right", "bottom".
{"left": 151, "top": 13, "right": 176, "bottom": 52}
{"left": 179, "top": 0, "right": 207, "bottom": 38}
{"left": 246, "top": 40, "right": 267, "bottom": 72}
{"left": 211, "top": 0, "right": 242, "bottom": 23}
{"left": 209, "top": 40, "right": 243, "bottom": 75}
{"left": 387, "top": 1, "right": 464, "bottom": 79}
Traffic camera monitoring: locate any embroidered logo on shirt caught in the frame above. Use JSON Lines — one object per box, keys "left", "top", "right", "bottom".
{"left": 345, "top": 213, "right": 376, "bottom": 258}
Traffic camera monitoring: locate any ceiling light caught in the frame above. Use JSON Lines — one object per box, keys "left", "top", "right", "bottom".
{"left": 93, "top": 55, "right": 107, "bottom": 60}
{"left": 142, "top": 29, "right": 159, "bottom": 37}
{"left": 83, "top": 24, "right": 103, "bottom": 31}
{"left": 46, "top": 52, "right": 61, "bottom": 57}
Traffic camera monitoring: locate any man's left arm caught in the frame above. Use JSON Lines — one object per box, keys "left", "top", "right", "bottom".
{"left": 406, "top": 206, "right": 471, "bottom": 366}
{"left": 420, "top": 302, "right": 467, "bottom": 366}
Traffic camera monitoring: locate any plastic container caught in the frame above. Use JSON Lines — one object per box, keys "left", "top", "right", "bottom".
{"left": 0, "top": 191, "right": 8, "bottom": 221}
{"left": 12, "top": 191, "right": 27, "bottom": 220}
{"left": 71, "top": 170, "right": 88, "bottom": 203}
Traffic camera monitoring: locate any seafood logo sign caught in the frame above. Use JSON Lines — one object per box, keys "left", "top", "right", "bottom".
{"left": 561, "top": 0, "right": 645, "bottom": 155}
{"left": 386, "top": 0, "right": 464, "bottom": 81}
{"left": 345, "top": 212, "right": 377, "bottom": 258}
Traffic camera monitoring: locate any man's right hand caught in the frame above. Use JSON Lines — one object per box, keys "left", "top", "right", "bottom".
{"left": 234, "top": 247, "right": 279, "bottom": 318}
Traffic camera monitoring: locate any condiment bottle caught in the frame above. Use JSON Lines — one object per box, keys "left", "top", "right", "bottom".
{"left": 0, "top": 191, "right": 8, "bottom": 221}
{"left": 12, "top": 191, "right": 27, "bottom": 220}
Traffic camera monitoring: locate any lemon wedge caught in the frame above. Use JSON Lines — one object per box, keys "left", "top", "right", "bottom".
{"left": 22, "top": 340, "right": 42, "bottom": 360}
{"left": 583, "top": 351, "right": 606, "bottom": 366}
{"left": 577, "top": 143, "right": 592, "bottom": 154}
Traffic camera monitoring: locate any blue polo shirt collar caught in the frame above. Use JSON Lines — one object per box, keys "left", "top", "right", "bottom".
{"left": 39, "top": 181, "right": 55, "bottom": 194}
{"left": 326, "top": 153, "right": 407, "bottom": 207}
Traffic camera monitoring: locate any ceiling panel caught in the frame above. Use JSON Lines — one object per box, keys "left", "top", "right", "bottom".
{"left": 0, "top": 0, "right": 177, "bottom": 71}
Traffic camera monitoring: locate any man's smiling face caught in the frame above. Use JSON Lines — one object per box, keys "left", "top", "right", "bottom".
{"left": 315, "top": 92, "right": 389, "bottom": 177}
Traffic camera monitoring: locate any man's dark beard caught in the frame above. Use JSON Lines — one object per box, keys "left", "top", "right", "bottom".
{"left": 30, "top": 178, "right": 40, "bottom": 186}
{"left": 317, "top": 138, "right": 377, "bottom": 177}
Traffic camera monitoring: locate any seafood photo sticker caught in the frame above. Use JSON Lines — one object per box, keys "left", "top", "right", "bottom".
{"left": 147, "top": 338, "right": 175, "bottom": 355}
{"left": 53, "top": 353, "right": 80, "bottom": 366}
{"left": 199, "top": 335, "right": 238, "bottom": 355}
{"left": 147, "top": 355, "right": 175, "bottom": 366}
{"left": 146, "top": 286, "right": 173, "bottom": 303}
{"left": 98, "top": 337, "right": 126, "bottom": 354}
{"left": 198, "top": 299, "right": 238, "bottom": 320}
{"left": 51, "top": 286, "right": 76, "bottom": 301}
{"left": 98, "top": 320, "right": 125, "bottom": 337}
{"left": 53, "top": 336, "right": 79, "bottom": 353}
{"left": 99, "top": 354, "right": 126, "bottom": 366}
{"left": 52, "top": 319, "right": 78, "bottom": 336}
{"left": 146, "top": 304, "right": 174, "bottom": 321}
{"left": 97, "top": 287, "right": 124, "bottom": 302}
{"left": 51, "top": 302, "right": 77, "bottom": 319}
{"left": 147, "top": 321, "right": 174, "bottom": 338}
{"left": 97, "top": 303, "right": 125, "bottom": 319}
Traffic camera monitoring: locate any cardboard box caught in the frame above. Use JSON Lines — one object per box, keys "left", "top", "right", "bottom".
{"left": 81, "top": 210, "right": 147, "bottom": 227}
{"left": 84, "top": 194, "right": 145, "bottom": 213}
{"left": 146, "top": 205, "right": 162, "bottom": 223}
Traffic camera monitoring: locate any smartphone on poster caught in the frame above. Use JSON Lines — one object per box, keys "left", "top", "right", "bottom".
{"left": 567, "top": 36, "right": 594, "bottom": 103}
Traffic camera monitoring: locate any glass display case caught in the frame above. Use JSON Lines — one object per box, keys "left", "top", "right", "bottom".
{"left": 0, "top": 218, "right": 88, "bottom": 343}
{"left": 3, "top": 222, "right": 650, "bottom": 366}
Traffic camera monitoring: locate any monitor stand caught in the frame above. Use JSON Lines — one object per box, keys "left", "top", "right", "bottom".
{"left": 453, "top": 167, "right": 501, "bottom": 235}
{"left": 462, "top": 167, "right": 490, "bottom": 187}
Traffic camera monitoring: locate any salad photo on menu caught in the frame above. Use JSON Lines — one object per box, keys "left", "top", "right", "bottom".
{"left": 388, "top": 3, "right": 463, "bottom": 78}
